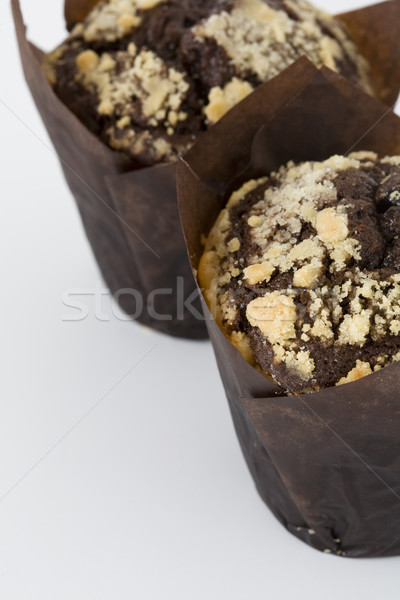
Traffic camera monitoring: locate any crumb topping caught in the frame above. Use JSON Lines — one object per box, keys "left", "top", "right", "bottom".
{"left": 72, "top": 43, "right": 190, "bottom": 161}
{"left": 78, "top": 0, "right": 165, "bottom": 43}
{"left": 44, "top": 0, "right": 373, "bottom": 166}
{"left": 246, "top": 292, "right": 297, "bottom": 344}
{"left": 204, "top": 78, "right": 254, "bottom": 125}
{"left": 337, "top": 360, "right": 374, "bottom": 385}
{"left": 76, "top": 45, "right": 189, "bottom": 123}
{"left": 193, "top": 0, "right": 372, "bottom": 93}
{"left": 199, "top": 152, "right": 400, "bottom": 394}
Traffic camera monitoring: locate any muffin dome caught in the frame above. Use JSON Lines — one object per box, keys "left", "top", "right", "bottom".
{"left": 44, "top": 0, "right": 372, "bottom": 165}
{"left": 199, "top": 152, "right": 400, "bottom": 394}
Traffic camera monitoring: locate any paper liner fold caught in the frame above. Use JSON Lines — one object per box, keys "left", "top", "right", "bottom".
{"left": 12, "top": 0, "right": 206, "bottom": 339}
{"left": 65, "top": 0, "right": 99, "bottom": 29}
{"left": 338, "top": 0, "right": 400, "bottom": 106}
{"left": 177, "top": 59, "right": 400, "bottom": 557}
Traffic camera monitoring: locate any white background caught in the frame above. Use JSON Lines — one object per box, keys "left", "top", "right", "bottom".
{"left": 1, "top": 0, "right": 399, "bottom": 597}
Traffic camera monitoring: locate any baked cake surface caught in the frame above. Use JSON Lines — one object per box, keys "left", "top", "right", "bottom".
{"left": 44, "top": 0, "right": 372, "bottom": 165}
{"left": 199, "top": 152, "right": 400, "bottom": 394}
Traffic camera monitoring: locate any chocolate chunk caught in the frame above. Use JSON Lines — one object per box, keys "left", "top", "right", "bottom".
{"left": 383, "top": 239, "right": 400, "bottom": 270}
{"left": 380, "top": 206, "right": 400, "bottom": 239}
{"left": 342, "top": 198, "right": 384, "bottom": 268}
{"left": 130, "top": 0, "right": 235, "bottom": 62}
{"left": 375, "top": 170, "right": 400, "bottom": 212}
{"left": 334, "top": 168, "right": 378, "bottom": 200}
{"left": 180, "top": 34, "right": 236, "bottom": 89}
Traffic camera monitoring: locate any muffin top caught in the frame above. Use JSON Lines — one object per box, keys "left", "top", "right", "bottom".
{"left": 44, "top": 0, "right": 371, "bottom": 166}
{"left": 199, "top": 152, "right": 400, "bottom": 394}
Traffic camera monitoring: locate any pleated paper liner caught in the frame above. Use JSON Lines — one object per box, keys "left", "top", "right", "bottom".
{"left": 177, "top": 58, "right": 400, "bottom": 557}
{"left": 338, "top": 0, "right": 400, "bottom": 106}
{"left": 13, "top": 0, "right": 400, "bottom": 339}
{"left": 65, "top": 0, "right": 99, "bottom": 29}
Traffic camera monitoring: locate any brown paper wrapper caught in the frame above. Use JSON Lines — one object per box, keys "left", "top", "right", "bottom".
{"left": 177, "top": 58, "right": 400, "bottom": 557}
{"left": 65, "top": 0, "right": 99, "bottom": 29}
{"left": 338, "top": 0, "right": 400, "bottom": 106}
{"left": 12, "top": 0, "right": 400, "bottom": 339}
{"left": 12, "top": 0, "right": 206, "bottom": 339}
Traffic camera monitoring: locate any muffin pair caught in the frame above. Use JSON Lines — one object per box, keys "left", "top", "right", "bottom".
{"left": 39, "top": 0, "right": 400, "bottom": 363}
{"left": 13, "top": 0, "right": 400, "bottom": 557}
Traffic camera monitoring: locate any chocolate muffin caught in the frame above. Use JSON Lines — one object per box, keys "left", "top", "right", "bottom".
{"left": 43, "top": 0, "right": 372, "bottom": 166}
{"left": 199, "top": 152, "right": 400, "bottom": 394}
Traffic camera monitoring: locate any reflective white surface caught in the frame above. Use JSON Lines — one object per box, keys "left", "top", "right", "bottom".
{"left": 1, "top": 1, "right": 399, "bottom": 598}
